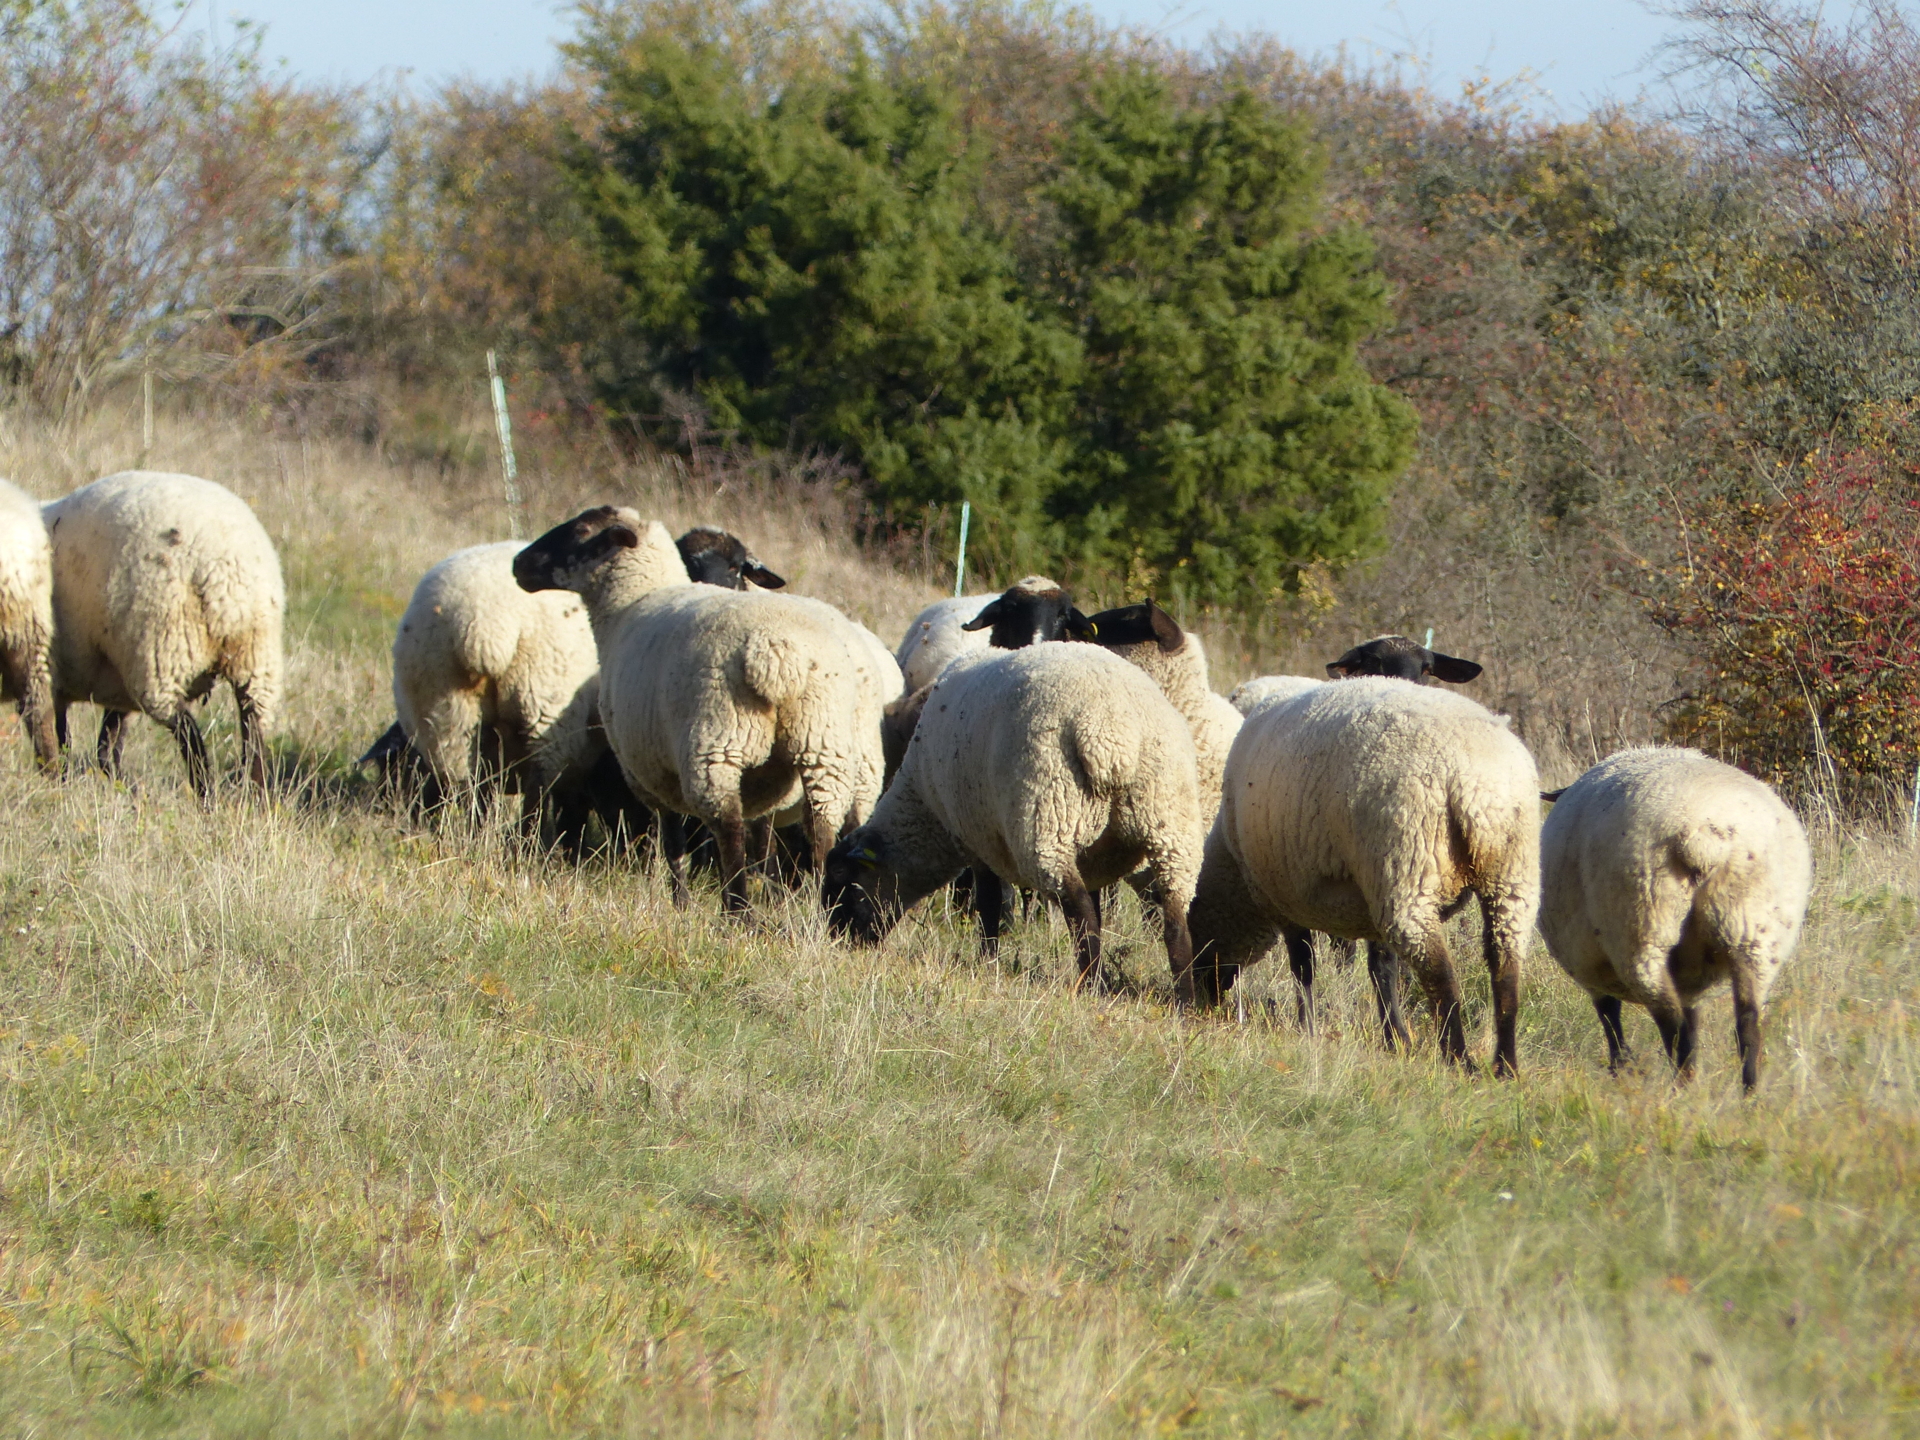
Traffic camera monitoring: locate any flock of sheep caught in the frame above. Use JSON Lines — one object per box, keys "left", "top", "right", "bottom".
{"left": 0, "top": 471, "right": 1814, "bottom": 1091}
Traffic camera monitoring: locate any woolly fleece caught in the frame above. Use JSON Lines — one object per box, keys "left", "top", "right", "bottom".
{"left": 43, "top": 470, "right": 283, "bottom": 728}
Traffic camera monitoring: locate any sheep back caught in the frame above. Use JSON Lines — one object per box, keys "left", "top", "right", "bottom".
{"left": 879, "top": 644, "right": 1203, "bottom": 903}
{"left": 1103, "top": 628, "right": 1237, "bottom": 809}
{"left": 43, "top": 470, "right": 283, "bottom": 723}
{"left": 393, "top": 541, "right": 599, "bottom": 784}
{"left": 896, "top": 593, "right": 994, "bottom": 693}
{"left": 1198, "top": 678, "right": 1540, "bottom": 962}
{"left": 1228, "top": 674, "right": 1323, "bottom": 717}
{"left": 1538, "top": 747, "right": 1811, "bottom": 1011}
{"left": 600, "top": 586, "right": 881, "bottom": 827}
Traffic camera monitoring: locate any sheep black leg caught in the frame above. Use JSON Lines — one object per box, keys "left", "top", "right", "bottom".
{"left": 748, "top": 816, "right": 775, "bottom": 878}
{"left": 1159, "top": 890, "right": 1195, "bottom": 1002}
{"left": 1650, "top": 994, "right": 1698, "bottom": 1082}
{"left": 1732, "top": 966, "right": 1764, "bottom": 1093}
{"left": 1481, "top": 894, "right": 1523, "bottom": 1079}
{"left": 234, "top": 681, "right": 270, "bottom": 791}
{"left": 1595, "top": 995, "right": 1629, "bottom": 1073}
{"left": 1060, "top": 877, "right": 1104, "bottom": 991}
{"left": 1369, "top": 943, "right": 1412, "bottom": 1051}
{"left": 97, "top": 709, "right": 129, "bottom": 779}
{"left": 167, "top": 710, "right": 213, "bottom": 802}
{"left": 715, "top": 805, "right": 751, "bottom": 913}
{"left": 1283, "top": 925, "right": 1316, "bottom": 1033}
{"left": 54, "top": 699, "right": 70, "bottom": 753}
{"left": 660, "top": 810, "right": 691, "bottom": 910}
{"left": 974, "top": 868, "right": 1004, "bottom": 958}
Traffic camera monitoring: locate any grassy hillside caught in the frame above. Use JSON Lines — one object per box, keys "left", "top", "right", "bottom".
{"left": 0, "top": 413, "right": 1913, "bottom": 1436}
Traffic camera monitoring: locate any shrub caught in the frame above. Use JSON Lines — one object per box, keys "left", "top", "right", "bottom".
{"left": 1653, "top": 433, "right": 1920, "bottom": 793}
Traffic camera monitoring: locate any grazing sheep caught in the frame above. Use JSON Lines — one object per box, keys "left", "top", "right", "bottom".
{"left": 895, "top": 578, "right": 1095, "bottom": 696}
{"left": 367, "top": 525, "right": 780, "bottom": 854}
{"left": 1188, "top": 678, "right": 1540, "bottom": 1074}
{"left": 1538, "top": 747, "right": 1811, "bottom": 1091}
{"left": 514, "top": 506, "right": 884, "bottom": 911}
{"left": 43, "top": 470, "right": 283, "bottom": 797}
{"left": 0, "top": 479, "right": 56, "bottom": 770}
{"left": 1327, "top": 635, "right": 1482, "bottom": 683}
{"left": 1228, "top": 674, "right": 1323, "bottom": 718}
{"left": 881, "top": 577, "right": 1093, "bottom": 783}
{"left": 822, "top": 643, "right": 1203, "bottom": 990}
{"left": 389, "top": 540, "right": 600, "bottom": 827}
{"left": 1086, "top": 600, "right": 1242, "bottom": 816}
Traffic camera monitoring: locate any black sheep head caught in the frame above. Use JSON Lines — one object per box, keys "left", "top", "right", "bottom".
{"left": 675, "top": 525, "right": 786, "bottom": 590}
{"left": 960, "top": 576, "right": 1096, "bottom": 649}
{"left": 1085, "top": 598, "right": 1184, "bottom": 653}
{"left": 822, "top": 829, "right": 900, "bottom": 944}
{"left": 1326, "top": 635, "right": 1482, "bottom": 684}
{"left": 514, "top": 506, "right": 642, "bottom": 593}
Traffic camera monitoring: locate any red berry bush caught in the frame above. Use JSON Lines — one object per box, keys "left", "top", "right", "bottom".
{"left": 1654, "top": 442, "right": 1920, "bottom": 796}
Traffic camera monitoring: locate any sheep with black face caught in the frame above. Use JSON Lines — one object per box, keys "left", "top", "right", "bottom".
{"left": 881, "top": 576, "right": 1094, "bottom": 783}
{"left": 894, "top": 576, "right": 1094, "bottom": 694}
{"left": 1188, "top": 677, "right": 1540, "bottom": 1074}
{"left": 514, "top": 506, "right": 885, "bottom": 911}
{"left": 1326, "top": 635, "right": 1482, "bottom": 684}
{"left": 364, "top": 524, "right": 779, "bottom": 856}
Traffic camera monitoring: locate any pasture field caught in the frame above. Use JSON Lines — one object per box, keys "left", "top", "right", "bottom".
{"left": 0, "top": 414, "right": 1914, "bottom": 1437}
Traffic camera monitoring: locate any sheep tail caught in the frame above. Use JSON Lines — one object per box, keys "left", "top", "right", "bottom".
{"left": 739, "top": 630, "right": 812, "bottom": 708}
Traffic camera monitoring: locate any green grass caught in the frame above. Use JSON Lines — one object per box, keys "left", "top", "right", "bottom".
{"left": 0, "top": 417, "right": 1913, "bottom": 1435}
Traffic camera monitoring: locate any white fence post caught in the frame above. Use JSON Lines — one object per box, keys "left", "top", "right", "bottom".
{"left": 487, "top": 350, "right": 524, "bottom": 540}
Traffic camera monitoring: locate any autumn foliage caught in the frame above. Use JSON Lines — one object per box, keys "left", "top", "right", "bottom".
{"left": 1654, "top": 434, "right": 1920, "bottom": 793}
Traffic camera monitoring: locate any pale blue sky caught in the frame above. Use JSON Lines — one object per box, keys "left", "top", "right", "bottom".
{"left": 203, "top": 0, "right": 1676, "bottom": 117}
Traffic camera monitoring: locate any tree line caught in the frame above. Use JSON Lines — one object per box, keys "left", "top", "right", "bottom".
{"left": 7, "top": 0, "right": 1920, "bottom": 790}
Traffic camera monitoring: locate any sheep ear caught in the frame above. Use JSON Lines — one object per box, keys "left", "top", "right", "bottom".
{"left": 1148, "top": 602, "right": 1183, "bottom": 652}
{"left": 848, "top": 839, "right": 881, "bottom": 868}
{"left": 1325, "top": 661, "right": 1351, "bottom": 679}
{"left": 605, "top": 523, "right": 641, "bottom": 550}
{"left": 1427, "top": 652, "right": 1482, "bottom": 683}
{"left": 744, "top": 559, "right": 786, "bottom": 589}
{"left": 960, "top": 598, "right": 1003, "bottom": 632}
{"left": 1065, "top": 607, "right": 1098, "bottom": 642}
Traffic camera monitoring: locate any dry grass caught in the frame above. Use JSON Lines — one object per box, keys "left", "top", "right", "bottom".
{"left": 0, "top": 406, "right": 1913, "bottom": 1436}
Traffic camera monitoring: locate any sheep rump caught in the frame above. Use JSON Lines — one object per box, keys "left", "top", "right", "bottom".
{"left": 390, "top": 541, "right": 608, "bottom": 835}
{"left": 824, "top": 644, "right": 1203, "bottom": 988}
{"left": 43, "top": 470, "right": 283, "bottom": 795}
{"left": 1537, "top": 746, "right": 1811, "bottom": 1090}
{"left": 515, "top": 508, "right": 886, "bottom": 912}
{"left": 1188, "top": 677, "right": 1540, "bottom": 1072}
{"left": 0, "top": 479, "right": 55, "bottom": 768}
{"left": 895, "top": 593, "right": 995, "bottom": 693}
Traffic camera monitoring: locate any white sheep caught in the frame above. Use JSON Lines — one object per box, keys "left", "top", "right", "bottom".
{"left": 513, "top": 506, "right": 885, "bottom": 911}
{"left": 896, "top": 593, "right": 995, "bottom": 693}
{"left": 822, "top": 643, "right": 1204, "bottom": 990}
{"left": 1188, "top": 678, "right": 1540, "bottom": 1074}
{"left": 1228, "top": 675, "right": 1323, "bottom": 717}
{"left": 387, "top": 540, "right": 602, "bottom": 831}
{"left": 1537, "top": 747, "right": 1811, "bottom": 1091}
{"left": 1086, "top": 600, "right": 1242, "bottom": 816}
{"left": 369, "top": 525, "right": 787, "bottom": 854}
{"left": 43, "top": 470, "right": 283, "bottom": 797}
{"left": 0, "top": 479, "right": 56, "bottom": 769}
